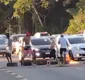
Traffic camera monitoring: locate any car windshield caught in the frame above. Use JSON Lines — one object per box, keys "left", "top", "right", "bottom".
{"left": 0, "top": 35, "right": 7, "bottom": 39}
{"left": 68, "top": 37, "right": 85, "bottom": 44}
{"left": 41, "top": 33, "right": 50, "bottom": 36}
{"left": 31, "top": 38, "right": 51, "bottom": 45}
{"left": 0, "top": 39, "right": 7, "bottom": 45}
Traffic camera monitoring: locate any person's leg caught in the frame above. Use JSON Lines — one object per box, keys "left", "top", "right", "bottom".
{"left": 5, "top": 53, "right": 10, "bottom": 63}
{"left": 9, "top": 55, "right": 12, "bottom": 63}
{"left": 60, "top": 48, "right": 63, "bottom": 63}
{"left": 52, "top": 49, "right": 56, "bottom": 60}
{"left": 63, "top": 48, "right": 67, "bottom": 64}
{"left": 21, "top": 53, "right": 27, "bottom": 66}
{"left": 6, "top": 56, "right": 10, "bottom": 63}
{"left": 21, "top": 46, "right": 27, "bottom": 65}
{"left": 7, "top": 52, "right": 12, "bottom": 63}
{"left": 21, "top": 55, "right": 25, "bottom": 65}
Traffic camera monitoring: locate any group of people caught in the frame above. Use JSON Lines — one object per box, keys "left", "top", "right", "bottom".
{"left": 50, "top": 34, "right": 68, "bottom": 64}
{"left": 5, "top": 32, "right": 32, "bottom": 65}
{"left": 5, "top": 32, "right": 68, "bottom": 65}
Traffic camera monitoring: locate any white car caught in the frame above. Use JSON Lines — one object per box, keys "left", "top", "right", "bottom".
{"left": 34, "top": 32, "right": 50, "bottom": 38}
{"left": 10, "top": 34, "right": 25, "bottom": 54}
{"left": 56, "top": 35, "right": 85, "bottom": 60}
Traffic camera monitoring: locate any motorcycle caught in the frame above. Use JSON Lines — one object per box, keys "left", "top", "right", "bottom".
{"left": 19, "top": 45, "right": 34, "bottom": 66}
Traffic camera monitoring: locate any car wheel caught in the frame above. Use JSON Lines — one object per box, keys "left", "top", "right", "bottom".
{"left": 69, "top": 50, "right": 74, "bottom": 60}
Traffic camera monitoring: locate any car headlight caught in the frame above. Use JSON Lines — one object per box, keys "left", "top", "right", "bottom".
{"left": 35, "top": 48, "right": 39, "bottom": 51}
{"left": 6, "top": 47, "right": 9, "bottom": 50}
{"left": 76, "top": 54, "right": 80, "bottom": 57}
{"left": 36, "top": 52, "right": 40, "bottom": 57}
{"left": 68, "top": 47, "right": 71, "bottom": 50}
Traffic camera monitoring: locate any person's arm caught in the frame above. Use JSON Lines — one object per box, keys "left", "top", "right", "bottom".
{"left": 58, "top": 39, "right": 60, "bottom": 44}
{"left": 66, "top": 41, "right": 69, "bottom": 47}
{"left": 23, "top": 37, "right": 25, "bottom": 42}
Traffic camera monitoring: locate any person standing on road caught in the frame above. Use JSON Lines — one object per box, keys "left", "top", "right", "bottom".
{"left": 5, "top": 33, "right": 12, "bottom": 63}
{"left": 17, "top": 37, "right": 25, "bottom": 61}
{"left": 50, "top": 37, "right": 57, "bottom": 60}
{"left": 58, "top": 34, "right": 68, "bottom": 64}
{"left": 21, "top": 32, "right": 32, "bottom": 65}
{"left": 47, "top": 37, "right": 57, "bottom": 66}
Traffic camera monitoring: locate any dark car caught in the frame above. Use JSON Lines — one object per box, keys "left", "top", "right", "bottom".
{"left": 31, "top": 37, "right": 56, "bottom": 59}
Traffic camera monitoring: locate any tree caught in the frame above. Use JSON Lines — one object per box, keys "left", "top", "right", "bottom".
{"left": 66, "top": 0, "right": 85, "bottom": 34}
{"left": 0, "top": 0, "right": 79, "bottom": 34}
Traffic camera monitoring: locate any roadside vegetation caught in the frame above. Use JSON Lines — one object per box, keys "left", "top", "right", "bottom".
{"left": 0, "top": 0, "right": 83, "bottom": 34}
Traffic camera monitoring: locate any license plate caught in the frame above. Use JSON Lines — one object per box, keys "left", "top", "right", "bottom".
{"left": 45, "top": 52, "right": 50, "bottom": 54}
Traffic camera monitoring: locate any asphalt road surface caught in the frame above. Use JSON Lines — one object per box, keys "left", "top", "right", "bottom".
{"left": 0, "top": 54, "right": 85, "bottom": 80}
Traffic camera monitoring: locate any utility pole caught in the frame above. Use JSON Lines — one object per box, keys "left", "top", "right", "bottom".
{"left": 5, "top": 24, "right": 13, "bottom": 35}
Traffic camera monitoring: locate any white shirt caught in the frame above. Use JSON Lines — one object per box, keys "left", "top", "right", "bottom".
{"left": 58, "top": 37, "right": 67, "bottom": 48}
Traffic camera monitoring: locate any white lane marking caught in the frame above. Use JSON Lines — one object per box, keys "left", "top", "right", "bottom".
{"left": 15, "top": 75, "right": 23, "bottom": 79}
{"left": 0, "top": 68, "right": 6, "bottom": 71}
{"left": 5, "top": 70, "right": 12, "bottom": 73}
{"left": 76, "top": 67, "right": 83, "bottom": 69}
{"left": 0, "top": 68, "right": 28, "bottom": 80}
{"left": 11, "top": 72, "right": 17, "bottom": 76}
{"left": 20, "top": 78, "right": 28, "bottom": 80}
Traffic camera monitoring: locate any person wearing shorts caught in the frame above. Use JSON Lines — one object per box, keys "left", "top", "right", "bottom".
{"left": 58, "top": 34, "right": 68, "bottom": 64}
{"left": 5, "top": 33, "right": 12, "bottom": 63}
{"left": 21, "top": 32, "right": 31, "bottom": 65}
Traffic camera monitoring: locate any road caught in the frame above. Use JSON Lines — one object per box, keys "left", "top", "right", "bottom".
{"left": 0, "top": 54, "right": 85, "bottom": 80}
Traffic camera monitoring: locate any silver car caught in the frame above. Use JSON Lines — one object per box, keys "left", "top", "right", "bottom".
{"left": 0, "top": 38, "right": 8, "bottom": 56}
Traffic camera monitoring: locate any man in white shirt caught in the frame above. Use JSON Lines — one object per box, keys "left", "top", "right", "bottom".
{"left": 58, "top": 34, "right": 68, "bottom": 63}
{"left": 5, "top": 33, "right": 12, "bottom": 63}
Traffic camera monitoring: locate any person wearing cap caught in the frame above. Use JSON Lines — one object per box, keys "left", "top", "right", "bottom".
{"left": 58, "top": 34, "right": 68, "bottom": 64}
{"left": 24, "top": 32, "right": 31, "bottom": 45}
{"left": 21, "top": 32, "right": 31, "bottom": 65}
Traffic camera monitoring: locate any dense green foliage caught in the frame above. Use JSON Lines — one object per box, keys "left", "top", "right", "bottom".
{"left": 0, "top": 0, "right": 80, "bottom": 34}
{"left": 66, "top": 0, "right": 85, "bottom": 34}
